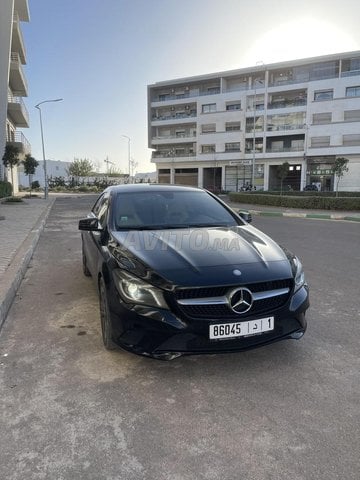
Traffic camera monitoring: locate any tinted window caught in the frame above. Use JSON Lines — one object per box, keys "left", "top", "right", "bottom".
{"left": 112, "top": 191, "right": 239, "bottom": 230}
{"left": 92, "top": 193, "right": 109, "bottom": 228}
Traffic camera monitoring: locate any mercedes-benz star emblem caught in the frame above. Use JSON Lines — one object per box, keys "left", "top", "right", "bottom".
{"left": 228, "top": 287, "right": 253, "bottom": 314}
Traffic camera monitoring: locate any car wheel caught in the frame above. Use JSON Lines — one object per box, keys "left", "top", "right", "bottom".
{"left": 99, "top": 277, "right": 116, "bottom": 350}
{"left": 82, "top": 247, "right": 91, "bottom": 277}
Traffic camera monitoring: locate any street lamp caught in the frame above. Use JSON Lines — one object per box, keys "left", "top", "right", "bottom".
{"left": 35, "top": 98, "right": 63, "bottom": 199}
{"left": 121, "top": 135, "right": 131, "bottom": 182}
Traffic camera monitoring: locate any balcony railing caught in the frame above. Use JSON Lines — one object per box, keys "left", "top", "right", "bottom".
{"left": 6, "top": 131, "right": 31, "bottom": 153}
{"left": 12, "top": 12, "right": 26, "bottom": 62}
{"left": 8, "top": 92, "right": 29, "bottom": 124}
{"left": 267, "top": 124, "right": 305, "bottom": 132}
{"left": 341, "top": 70, "right": 360, "bottom": 77}
{"left": 267, "top": 99, "right": 306, "bottom": 109}
{"left": 152, "top": 151, "right": 196, "bottom": 158}
{"left": 153, "top": 132, "right": 196, "bottom": 140}
{"left": 152, "top": 88, "right": 220, "bottom": 102}
{"left": 266, "top": 146, "right": 304, "bottom": 153}
{"left": 10, "top": 52, "right": 28, "bottom": 93}
{"left": 152, "top": 112, "right": 197, "bottom": 121}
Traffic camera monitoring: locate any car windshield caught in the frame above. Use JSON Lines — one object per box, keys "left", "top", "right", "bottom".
{"left": 112, "top": 190, "right": 240, "bottom": 230}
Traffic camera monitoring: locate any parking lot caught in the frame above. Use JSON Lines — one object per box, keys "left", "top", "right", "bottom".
{"left": 0, "top": 196, "right": 359, "bottom": 480}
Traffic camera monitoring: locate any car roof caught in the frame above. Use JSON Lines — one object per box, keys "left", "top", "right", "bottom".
{"left": 104, "top": 184, "right": 204, "bottom": 194}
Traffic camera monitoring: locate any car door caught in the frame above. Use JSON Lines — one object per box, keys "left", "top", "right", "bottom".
{"left": 83, "top": 192, "right": 110, "bottom": 277}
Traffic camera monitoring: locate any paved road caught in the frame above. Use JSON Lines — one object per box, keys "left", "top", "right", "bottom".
{"left": 0, "top": 196, "right": 359, "bottom": 480}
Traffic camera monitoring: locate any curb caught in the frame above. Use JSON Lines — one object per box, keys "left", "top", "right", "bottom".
{"left": 243, "top": 209, "right": 360, "bottom": 222}
{"left": 0, "top": 199, "right": 55, "bottom": 331}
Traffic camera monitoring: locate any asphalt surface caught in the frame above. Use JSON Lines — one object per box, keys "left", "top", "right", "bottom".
{"left": 0, "top": 196, "right": 359, "bottom": 480}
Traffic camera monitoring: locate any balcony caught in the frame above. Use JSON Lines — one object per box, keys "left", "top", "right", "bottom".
{"left": 152, "top": 150, "right": 196, "bottom": 163}
{"left": 151, "top": 111, "right": 197, "bottom": 124}
{"left": 152, "top": 87, "right": 220, "bottom": 103}
{"left": 267, "top": 124, "right": 305, "bottom": 132}
{"left": 267, "top": 98, "right": 306, "bottom": 109}
{"left": 12, "top": 13, "right": 27, "bottom": 63}
{"left": 152, "top": 132, "right": 196, "bottom": 145}
{"left": 7, "top": 93, "right": 29, "bottom": 127}
{"left": 266, "top": 146, "right": 304, "bottom": 153}
{"left": 9, "top": 53, "right": 28, "bottom": 96}
{"left": 6, "top": 131, "right": 31, "bottom": 155}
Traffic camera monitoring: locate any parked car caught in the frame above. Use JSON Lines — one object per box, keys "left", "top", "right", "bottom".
{"left": 303, "top": 184, "right": 319, "bottom": 191}
{"left": 79, "top": 184, "right": 309, "bottom": 359}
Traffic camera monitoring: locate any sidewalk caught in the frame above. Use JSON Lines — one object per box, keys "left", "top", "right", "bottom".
{"left": 0, "top": 193, "right": 359, "bottom": 332}
{"left": 0, "top": 197, "right": 54, "bottom": 329}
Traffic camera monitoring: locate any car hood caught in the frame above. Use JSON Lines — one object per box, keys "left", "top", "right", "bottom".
{"left": 110, "top": 225, "right": 294, "bottom": 288}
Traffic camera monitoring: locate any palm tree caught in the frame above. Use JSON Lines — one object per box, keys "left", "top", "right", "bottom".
{"left": 2, "top": 145, "right": 20, "bottom": 194}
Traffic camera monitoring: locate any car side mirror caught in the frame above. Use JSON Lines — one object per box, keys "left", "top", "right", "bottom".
{"left": 79, "top": 217, "right": 103, "bottom": 231}
{"left": 238, "top": 211, "right": 252, "bottom": 223}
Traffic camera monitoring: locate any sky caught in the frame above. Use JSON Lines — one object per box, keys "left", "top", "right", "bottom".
{"left": 22, "top": 0, "right": 360, "bottom": 174}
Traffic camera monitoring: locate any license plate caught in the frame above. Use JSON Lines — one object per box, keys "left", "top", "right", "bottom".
{"left": 209, "top": 317, "right": 274, "bottom": 340}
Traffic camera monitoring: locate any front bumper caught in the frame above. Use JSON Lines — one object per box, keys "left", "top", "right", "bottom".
{"left": 108, "top": 284, "right": 309, "bottom": 358}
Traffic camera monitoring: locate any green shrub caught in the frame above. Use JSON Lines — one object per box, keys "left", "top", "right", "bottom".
{"left": 242, "top": 190, "right": 360, "bottom": 197}
{"left": 0, "top": 181, "right": 12, "bottom": 198}
{"left": 229, "top": 193, "right": 360, "bottom": 210}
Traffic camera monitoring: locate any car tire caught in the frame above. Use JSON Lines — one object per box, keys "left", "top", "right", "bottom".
{"left": 99, "top": 277, "right": 116, "bottom": 350}
{"left": 82, "top": 247, "right": 91, "bottom": 277}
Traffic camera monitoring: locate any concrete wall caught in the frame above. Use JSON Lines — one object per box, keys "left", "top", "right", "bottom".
{"left": 0, "top": 0, "right": 14, "bottom": 180}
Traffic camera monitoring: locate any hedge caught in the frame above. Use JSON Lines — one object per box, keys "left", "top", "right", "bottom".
{"left": 241, "top": 190, "right": 360, "bottom": 197}
{"left": 0, "top": 181, "right": 12, "bottom": 198}
{"left": 229, "top": 192, "right": 360, "bottom": 210}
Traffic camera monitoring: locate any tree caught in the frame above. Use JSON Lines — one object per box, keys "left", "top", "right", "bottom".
{"left": 22, "top": 154, "right": 39, "bottom": 196}
{"left": 332, "top": 157, "right": 349, "bottom": 197}
{"left": 276, "top": 162, "right": 290, "bottom": 195}
{"left": 67, "top": 158, "right": 93, "bottom": 177}
{"left": 2, "top": 145, "right": 20, "bottom": 194}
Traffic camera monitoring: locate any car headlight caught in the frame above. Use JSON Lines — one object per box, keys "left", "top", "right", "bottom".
{"left": 293, "top": 257, "right": 305, "bottom": 291}
{"left": 113, "top": 270, "right": 168, "bottom": 309}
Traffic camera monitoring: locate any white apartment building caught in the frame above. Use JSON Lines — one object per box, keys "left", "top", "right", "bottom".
{"left": 148, "top": 51, "right": 360, "bottom": 192}
{"left": 0, "top": 0, "right": 30, "bottom": 193}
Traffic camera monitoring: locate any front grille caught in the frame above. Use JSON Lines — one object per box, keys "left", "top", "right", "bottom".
{"left": 173, "top": 279, "right": 293, "bottom": 319}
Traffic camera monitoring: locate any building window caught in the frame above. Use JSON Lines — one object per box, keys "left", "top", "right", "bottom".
{"left": 312, "top": 112, "right": 332, "bottom": 124}
{"left": 202, "top": 103, "right": 216, "bottom": 113}
{"left": 201, "top": 145, "right": 216, "bottom": 153}
{"left": 346, "top": 86, "right": 360, "bottom": 97}
{"left": 246, "top": 116, "right": 264, "bottom": 132}
{"left": 159, "top": 169, "right": 170, "bottom": 174}
{"left": 344, "top": 110, "right": 360, "bottom": 122}
{"left": 225, "top": 142, "right": 240, "bottom": 152}
{"left": 310, "top": 136, "right": 330, "bottom": 148}
{"left": 201, "top": 124, "right": 216, "bottom": 133}
{"left": 225, "top": 122, "right": 240, "bottom": 131}
{"left": 343, "top": 134, "right": 360, "bottom": 146}
{"left": 314, "top": 90, "right": 333, "bottom": 101}
{"left": 226, "top": 102, "right": 241, "bottom": 111}
{"left": 342, "top": 57, "right": 360, "bottom": 76}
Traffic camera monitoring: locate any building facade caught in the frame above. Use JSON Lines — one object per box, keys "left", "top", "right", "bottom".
{"left": 0, "top": 0, "right": 30, "bottom": 192}
{"left": 148, "top": 51, "right": 360, "bottom": 192}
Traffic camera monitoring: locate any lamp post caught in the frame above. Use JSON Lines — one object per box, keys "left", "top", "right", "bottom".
{"left": 121, "top": 135, "right": 131, "bottom": 183}
{"left": 35, "top": 98, "right": 63, "bottom": 199}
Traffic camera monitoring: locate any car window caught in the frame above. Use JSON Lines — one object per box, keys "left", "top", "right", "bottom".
{"left": 112, "top": 191, "right": 240, "bottom": 230}
{"left": 92, "top": 193, "right": 109, "bottom": 228}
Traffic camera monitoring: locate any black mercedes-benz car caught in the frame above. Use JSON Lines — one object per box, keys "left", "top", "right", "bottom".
{"left": 79, "top": 184, "right": 309, "bottom": 359}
